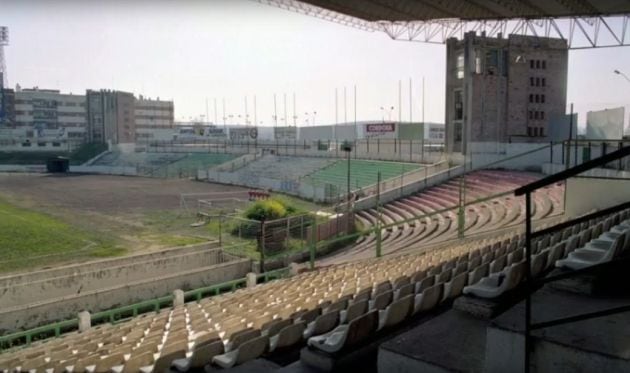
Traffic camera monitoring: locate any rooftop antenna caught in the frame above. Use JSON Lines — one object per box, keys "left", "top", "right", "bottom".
{"left": 0, "top": 26, "right": 8, "bottom": 88}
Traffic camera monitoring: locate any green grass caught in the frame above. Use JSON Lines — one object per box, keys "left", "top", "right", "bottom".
{"left": 0, "top": 198, "right": 124, "bottom": 272}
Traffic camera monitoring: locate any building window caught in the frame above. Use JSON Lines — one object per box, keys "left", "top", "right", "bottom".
{"left": 542, "top": 60, "right": 546, "bottom": 69}
{"left": 530, "top": 60, "right": 534, "bottom": 69}
{"left": 529, "top": 94, "right": 533, "bottom": 103}
{"left": 541, "top": 94, "right": 545, "bottom": 103}
{"left": 535, "top": 94, "right": 540, "bottom": 103}
{"left": 540, "top": 127, "right": 545, "bottom": 137}
{"left": 536, "top": 60, "right": 541, "bottom": 69}
{"left": 454, "top": 90, "right": 463, "bottom": 120}
{"left": 535, "top": 77, "right": 540, "bottom": 86}
{"left": 456, "top": 54, "right": 464, "bottom": 79}
{"left": 541, "top": 111, "right": 545, "bottom": 120}
{"left": 530, "top": 77, "right": 535, "bottom": 86}
{"left": 542, "top": 78, "right": 546, "bottom": 87}
{"left": 528, "top": 110, "right": 533, "bottom": 120}
{"left": 534, "top": 111, "right": 539, "bottom": 120}
{"left": 52, "top": 142, "right": 61, "bottom": 147}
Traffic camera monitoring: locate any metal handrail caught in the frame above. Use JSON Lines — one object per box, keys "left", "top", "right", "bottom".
{"left": 518, "top": 144, "right": 630, "bottom": 373}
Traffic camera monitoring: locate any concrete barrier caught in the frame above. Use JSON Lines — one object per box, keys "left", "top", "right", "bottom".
{"left": 0, "top": 256, "right": 251, "bottom": 331}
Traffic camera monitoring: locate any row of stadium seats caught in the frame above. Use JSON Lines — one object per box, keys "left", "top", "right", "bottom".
{"left": 0, "top": 231, "right": 518, "bottom": 372}
{"left": 3, "top": 204, "right": 625, "bottom": 372}
{"left": 304, "top": 159, "right": 421, "bottom": 190}
{"left": 227, "top": 155, "right": 334, "bottom": 181}
{"left": 322, "top": 170, "right": 564, "bottom": 264}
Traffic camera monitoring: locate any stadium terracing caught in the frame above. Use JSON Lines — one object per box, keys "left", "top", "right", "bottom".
{"left": 1, "top": 1, "right": 630, "bottom": 372}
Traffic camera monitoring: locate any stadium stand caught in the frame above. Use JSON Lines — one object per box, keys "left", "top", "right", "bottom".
{"left": 93, "top": 152, "right": 236, "bottom": 178}
{"left": 227, "top": 155, "right": 335, "bottom": 181}
{"left": 322, "top": 170, "right": 565, "bottom": 264}
{"left": 304, "top": 159, "right": 421, "bottom": 191}
{"left": 1, "top": 209, "right": 605, "bottom": 372}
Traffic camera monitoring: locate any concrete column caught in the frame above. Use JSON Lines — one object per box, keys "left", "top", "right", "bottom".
{"left": 246, "top": 272, "right": 257, "bottom": 288}
{"left": 172, "top": 289, "right": 185, "bottom": 307}
{"left": 289, "top": 262, "right": 301, "bottom": 276}
{"left": 78, "top": 311, "right": 91, "bottom": 333}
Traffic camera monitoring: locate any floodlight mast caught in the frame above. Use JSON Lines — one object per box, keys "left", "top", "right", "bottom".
{"left": 0, "top": 26, "right": 8, "bottom": 88}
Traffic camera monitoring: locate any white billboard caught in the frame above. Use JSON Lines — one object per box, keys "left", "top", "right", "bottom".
{"left": 586, "top": 107, "right": 625, "bottom": 140}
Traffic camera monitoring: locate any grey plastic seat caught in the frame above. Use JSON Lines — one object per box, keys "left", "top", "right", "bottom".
{"left": 415, "top": 275, "right": 435, "bottom": 294}
{"left": 303, "top": 311, "right": 339, "bottom": 339}
{"left": 462, "top": 261, "right": 526, "bottom": 299}
{"left": 393, "top": 282, "right": 415, "bottom": 301}
{"left": 339, "top": 300, "right": 368, "bottom": 324}
{"left": 442, "top": 272, "right": 468, "bottom": 301}
{"left": 307, "top": 310, "right": 378, "bottom": 354}
{"left": 368, "top": 290, "right": 393, "bottom": 311}
{"left": 468, "top": 263, "right": 489, "bottom": 286}
{"left": 413, "top": 283, "right": 443, "bottom": 315}
{"left": 225, "top": 328, "right": 260, "bottom": 352}
{"left": 212, "top": 335, "right": 268, "bottom": 369}
{"left": 377, "top": 294, "right": 413, "bottom": 330}
{"left": 269, "top": 322, "right": 306, "bottom": 352}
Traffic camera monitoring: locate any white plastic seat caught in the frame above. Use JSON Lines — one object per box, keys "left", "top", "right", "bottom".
{"left": 413, "top": 283, "right": 442, "bottom": 315}
{"left": 442, "top": 272, "right": 468, "bottom": 301}
{"left": 339, "top": 300, "right": 368, "bottom": 324}
{"left": 172, "top": 340, "right": 224, "bottom": 372}
{"left": 303, "top": 311, "right": 339, "bottom": 339}
{"left": 556, "top": 232, "right": 626, "bottom": 270}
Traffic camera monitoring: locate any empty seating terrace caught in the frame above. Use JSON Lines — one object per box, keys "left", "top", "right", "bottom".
{"left": 230, "top": 155, "right": 335, "bottom": 181}
{"left": 1, "top": 205, "right": 600, "bottom": 373}
{"left": 321, "top": 170, "right": 564, "bottom": 264}
{"left": 304, "top": 159, "right": 421, "bottom": 191}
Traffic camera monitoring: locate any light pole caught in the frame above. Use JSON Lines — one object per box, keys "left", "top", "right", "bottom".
{"left": 380, "top": 106, "right": 394, "bottom": 122}
{"left": 614, "top": 69, "right": 630, "bottom": 83}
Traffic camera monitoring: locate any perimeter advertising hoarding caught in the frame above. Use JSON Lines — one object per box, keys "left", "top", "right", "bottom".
{"left": 364, "top": 122, "right": 397, "bottom": 139}
{"left": 229, "top": 127, "right": 258, "bottom": 140}
{"left": 274, "top": 126, "right": 297, "bottom": 140}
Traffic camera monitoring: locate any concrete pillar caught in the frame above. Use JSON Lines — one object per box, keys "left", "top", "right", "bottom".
{"left": 172, "top": 289, "right": 185, "bottom": 307}
{"left": 246, "top": 272, "right": 257, "bottom": 288}
{"left": 289, "top": 262, "right": 301, "bottom": 276}
{"left": 78, "top": 311, "right": 91, "bottom": 333}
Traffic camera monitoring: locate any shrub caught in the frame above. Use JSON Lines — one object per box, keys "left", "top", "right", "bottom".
{"left": 244, "top": 199, "right": 288, "bottom": 221}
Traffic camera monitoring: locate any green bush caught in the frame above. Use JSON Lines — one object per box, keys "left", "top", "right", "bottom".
{"left": 244, "top": 199, "right": 288, "bottom": 221}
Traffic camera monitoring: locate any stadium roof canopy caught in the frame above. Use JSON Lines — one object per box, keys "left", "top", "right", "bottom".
{"left": 259, "top": 0, "right": 630, "bottom": 49}
{"left": 295, "top": 0, "right": 630, "bottom": 22}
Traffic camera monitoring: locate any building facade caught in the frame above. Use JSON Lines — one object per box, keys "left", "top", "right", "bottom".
{"left": 86, "top": 90, "right": 135, "bottom": 144}
{"left": 445, "top": 32, "right": 568, "bottom": 154}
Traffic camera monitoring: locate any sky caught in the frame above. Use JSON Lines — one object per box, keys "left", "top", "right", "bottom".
{"left": 1, "top": 0, "right": 630, "bottom": 129}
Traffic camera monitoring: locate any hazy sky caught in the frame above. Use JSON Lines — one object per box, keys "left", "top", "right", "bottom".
{"left": 2, "top": 0, "right": 630, "bottom": 128}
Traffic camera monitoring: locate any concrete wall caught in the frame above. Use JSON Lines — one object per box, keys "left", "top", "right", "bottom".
{"left": 0, "top": 242, "right": 220, "bottom": 288}
{"left": 69, "top": 165, "right": 138, "bottom": 176}
{"left": 0, "top": 249, "right": 231, "bottom": 308}
{"left": 451, "top": 142, "right": 564, "bottom": 171}
{"left": 0, "top": 164, "right": 47, "bottom": 173}
{"left": 0, "top": 256, "right": 251, "bottom": 331}
{"left": 565, "top": 177, "right": 630, "bottom": 218}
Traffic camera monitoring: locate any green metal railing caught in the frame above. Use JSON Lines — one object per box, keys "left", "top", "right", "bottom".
{"left": 0, "top": 267, "right": 290, "bottom": 352}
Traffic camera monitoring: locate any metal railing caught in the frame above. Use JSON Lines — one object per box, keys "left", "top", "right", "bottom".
{"left": 514, "top": 144, "right": 630, "bottom": 373}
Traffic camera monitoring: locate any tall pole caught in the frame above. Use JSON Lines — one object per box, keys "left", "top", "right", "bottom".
{"left": 273, "top": 93, "right": 278, "bottom": 128}
{"left": 253, "top": 95, "right": 257, "bottom": 128}
{"left": 567, "top": 103, "right": 574, "bottom": 169}
{"left": 409, "top": 78, "right": 412, "bottom": 123}
{"left": 205, "top": 98, "right": 209, "bottom": 125}
{"left": 222, "top": 98, "right": 226, "bottom": 134}
{"left": 283, "top": 93, "right": 287, "bottom": 128}
{"left": 422, "top": 76, "right": 425, "bottom": 161}
{"left": 354, "top": 85, "right": 357, "bottom": 140}
{"left": 335, "top": 88, "right": 338, "bottom": 142}
{"left": 344, "top": 86, "right": 347, "bottom": 124}
{"left": 244, "top": 96, "right": 248, "bottom": 126}
{"left": 213, "top": 98, "right": 218, "bottom": 125}
{"left": 398, "top": 80, "right": 402, "bottom": 123}
{"left": 293, "top": 92, "right": 296, "bottom": 127}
